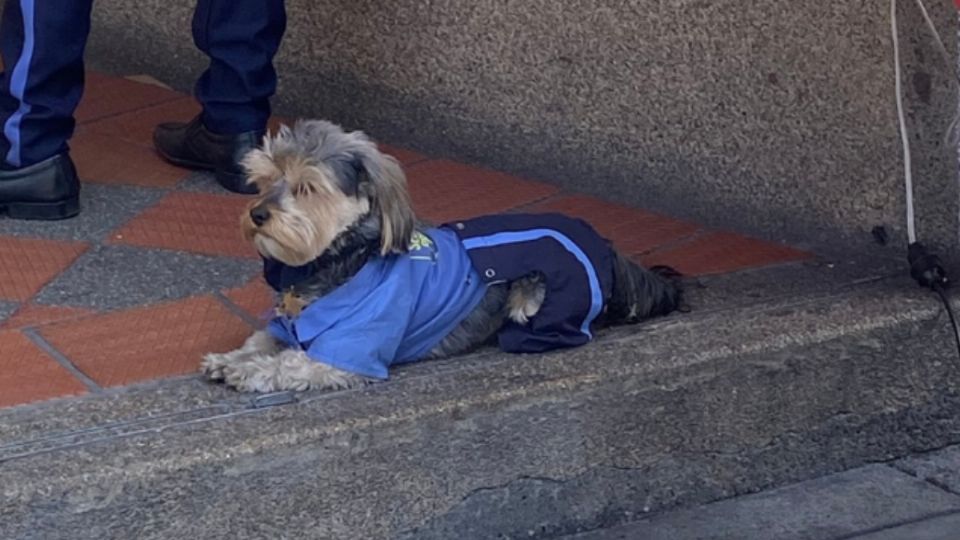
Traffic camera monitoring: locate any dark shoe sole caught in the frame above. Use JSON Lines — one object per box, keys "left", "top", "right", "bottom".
{"left": 154, "top": 145, "right": 257, "bottom": 195}
{"left": 0, "top": 196, "right": 80, "bottom": 220}
{"left": 153, "top": 142, "right": 216, "bottom": 172}
{"left": 216, "top": 169, "right": 258, "bottom": 194}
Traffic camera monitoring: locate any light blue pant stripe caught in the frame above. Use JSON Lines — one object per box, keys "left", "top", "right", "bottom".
{"left": 462, "top": 229, "right": 603, "bottom": 339}
{"left": 3, "top": 0, "right": 37, "bottom": 167}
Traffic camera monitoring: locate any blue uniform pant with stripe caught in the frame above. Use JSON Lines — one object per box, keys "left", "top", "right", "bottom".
{"left": 0, "top": 0, "right": 285, "bottom": 169}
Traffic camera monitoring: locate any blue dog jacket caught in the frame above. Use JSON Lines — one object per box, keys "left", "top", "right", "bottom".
{"left": 449, "top": 213, "right": 616, "bottom": 352}
{"left": 266, "top": 213, "right": 616, "bottom": 379}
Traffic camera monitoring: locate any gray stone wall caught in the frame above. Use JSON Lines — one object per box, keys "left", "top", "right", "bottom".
{"left": 85, "top": 0, "right": 959, "bottom": 259}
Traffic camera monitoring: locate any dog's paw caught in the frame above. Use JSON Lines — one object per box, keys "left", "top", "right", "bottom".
{"left": 201, "top": 352, "right": 231, "bottom": 381}
{"left": 507, "top": 275, "right": 546, "bottom": 325}
{"left": 222, "top": 355, "right": 281, "bottom": 393}
{"left": 219, "top": 349, "right": 367, "bottom": 393}
{"left": 507, "top": 292, "right": 543, "bottom": 325}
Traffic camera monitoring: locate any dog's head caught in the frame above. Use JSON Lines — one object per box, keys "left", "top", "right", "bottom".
{"left": 240, "top": 120, "right": 415, "bottom": 266}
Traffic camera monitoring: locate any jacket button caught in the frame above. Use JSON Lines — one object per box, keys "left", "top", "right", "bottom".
{"left": 484, "top": 268, "right": 496, "bottom": 278}
{"left": 455, "top": 222, "right": 465, "bottom": 230}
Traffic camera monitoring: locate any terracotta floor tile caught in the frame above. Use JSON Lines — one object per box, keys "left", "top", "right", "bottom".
{"left": 40, "top": 296, "right": 253, "bottom": 387}
{"left": 0, "top": 330, "right": 87, "bottom": 407}
{"left": 123, "top": 74, "right": 174, "bottom": 90}
{"left": 224, "top": 278, "right": 275, "bottom": 320}
{"left": 268, "top": 116, "right": 293, "bottom": 134}
{"left": 108, "top": 192, "right": 256, "bottom": 259}
{"left": 76, "top": 71, "right": 185, "bottom": 124}
{"left": 0, "top": 237, "right": 89, "bottom": 301}
{"left": 526, "top": 195, "right": 700, "bottom": 256}
{"left": 72, "top": 129, "right": 188, "bottom": 187}
{"left": 379, "top": 143, "right": 429, "bottom": 168}
{"left": 85, "top": 97, "right": 201, "bottom": 148}
{"left": 405, "top": 159, "right": 558, "bottom": 224}
{"left": 640, "top": 231, "right": 813, "bottom": 276}
{"left": 1, "top": 304, "right": 96, "bottom": 330}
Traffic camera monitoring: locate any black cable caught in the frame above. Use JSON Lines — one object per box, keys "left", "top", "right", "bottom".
{"left": 933, "top": 283, "right": 960, "bottom": 362}
{"left": 908, "top": 242, "right": 960, "bottom": 364}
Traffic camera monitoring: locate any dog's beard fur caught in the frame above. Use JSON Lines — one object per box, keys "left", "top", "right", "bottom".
{"left": 206, "top": 119, "right": 682, "bottom": 393}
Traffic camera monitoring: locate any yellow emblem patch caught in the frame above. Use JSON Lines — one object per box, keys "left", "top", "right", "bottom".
{"left": 408, "top": 231, "right": 434, "bottom": 251}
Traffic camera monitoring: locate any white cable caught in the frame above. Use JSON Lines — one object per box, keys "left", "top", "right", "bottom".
{"left": 892, "top": 0, "right": 918, "bottom": 244}
{"left": 913, "top": 0, "right": 960, "bottom": 147}
{"left": 914, "top": 0, "right": 953, "bottom": 70}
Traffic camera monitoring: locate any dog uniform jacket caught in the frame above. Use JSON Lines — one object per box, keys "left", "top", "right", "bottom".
{"left": 267, "top": 228, "right": 488, "bottom": 379}
{"left": 447, "top": 213, "right": 616, "bottom": 353}
{"left": 265, "top": 213, "right": 616, "bottom": 379}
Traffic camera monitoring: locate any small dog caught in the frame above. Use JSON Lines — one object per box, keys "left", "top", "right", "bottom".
{"left": 202, "top": 120, "right": 682, "bottom": 393}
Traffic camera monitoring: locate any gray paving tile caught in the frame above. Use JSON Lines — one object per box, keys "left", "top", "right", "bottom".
{"left": 34, "top": 244, "right": 260, "bottom": 310}
{"left": 0, "top": 183, "right": 166, "bottom": 242}
{"left": 566, "top": 465, "right": 960, "bottom": 540}
{"left": 850, "top": 512, "right": 960, "bottom": 540}
{"left": 896, "top": 445, "right": 960, "bottom": 496}
{"left": 0, "top": 301, "right": 17, "bottom": 324}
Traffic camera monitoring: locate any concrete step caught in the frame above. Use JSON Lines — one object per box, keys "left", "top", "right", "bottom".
{"left": 4, "top": 257, "right": 960, "bottom": 539}
{"left": 560, "top": 462, "right": 960, "bottom": 540}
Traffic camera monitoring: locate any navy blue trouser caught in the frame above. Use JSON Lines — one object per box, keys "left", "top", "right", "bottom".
{"left": 0, "top": 0, "right": 285, "bottom": 168}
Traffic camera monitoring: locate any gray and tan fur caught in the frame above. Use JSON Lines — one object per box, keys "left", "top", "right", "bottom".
{"left": 202, "top": 120, "right": 681, "bottom": 393}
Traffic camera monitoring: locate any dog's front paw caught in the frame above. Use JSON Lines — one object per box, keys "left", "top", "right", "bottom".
{"left": 201, "top": 352, "right": 231, "bottom": 381}
{"left": 222, "top": 355, "right": 279, "bottom": 393}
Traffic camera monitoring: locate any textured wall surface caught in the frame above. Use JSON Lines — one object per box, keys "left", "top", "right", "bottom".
{"left": 84, "top": 0, "right": 958, "bottom": 257}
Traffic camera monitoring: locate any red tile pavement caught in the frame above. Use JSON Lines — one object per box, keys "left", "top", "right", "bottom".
{"left": 0, "top": 237, "right": 89, "bottom": 302}
{"left": 527, "top": 194, "right": 700, "bottom": 256}
{"left": 223, "top": 279, "right": 275, "bottom": 320}
{"left": 108, "top": 192, "right": 256, "bottom": 259}
{"left": 0, "top": 331, "right": 87, "bottom": 407}
{"left": 76, "top": 72, "right": 185, "bottom": 124}
{"left": 85, "top": 97, "right": 201, "bottom": 148}
{"left": 640, "top": 231, "right": 812, "bottom": 276}
{"left": 405, "top": 159, "right": 558, "bottom": 223}
{"left": 379, "top": 143, "right": 429, "bottom": 168}
{"left": 39, "top": 296, "right": 253, "bottom": 387}
{"left": 72, "top": 129, "right": 188, "bottom": 188}
{"left": 1, "top": 304, "right": 97, "bottom": 330}
{"left": 268, "top": 116, "right": 293, "bottom": 133}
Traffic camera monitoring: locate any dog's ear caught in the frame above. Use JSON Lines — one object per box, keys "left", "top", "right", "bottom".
{"left": 240, "top": 131, "right": 281, "bottom": 190}
{"left": 354, "top": 143, "right": 415, "bottom": 255}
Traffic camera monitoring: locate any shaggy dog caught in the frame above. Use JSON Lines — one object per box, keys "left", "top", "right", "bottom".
{"left": 202, "top": 120, "right": 682, "bottom": 392}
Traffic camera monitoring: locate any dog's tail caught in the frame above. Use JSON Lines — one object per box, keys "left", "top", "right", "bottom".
{"left": 606, "top": 253, "right": 683, "bottom": 324}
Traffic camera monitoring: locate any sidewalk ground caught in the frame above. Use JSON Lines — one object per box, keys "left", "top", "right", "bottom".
{"left": 565, "top": 444, "right": 960, "bottom": 540}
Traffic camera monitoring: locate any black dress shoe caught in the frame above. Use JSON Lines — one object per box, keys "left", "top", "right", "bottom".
{"left": 0, "top": 153, "right": 80, "bottom": 220}
{"left": 153, "top": 115, "right": 263, "bottom": 194}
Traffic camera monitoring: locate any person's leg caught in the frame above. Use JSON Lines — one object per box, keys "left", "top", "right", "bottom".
{"left": 193, "top": 0, "right": 286, "bottom": 134}
{"left": 0, "top": 0, "right": 91, "bottom": 219}
{"left": 0, "top": 0, "right": 92, "bottom": 166}
{"left": 154, "top": 0, "right": 286, "bottom": 194}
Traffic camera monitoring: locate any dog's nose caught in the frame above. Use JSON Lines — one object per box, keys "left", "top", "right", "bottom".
{"left": 250, "top": 205, "right": 271, "bottom": 227}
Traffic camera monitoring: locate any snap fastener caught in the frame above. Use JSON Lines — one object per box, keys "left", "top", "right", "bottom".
{"left": 455, "top": 222, "right": 465, "bottom": 230}
{"left": 484, "top": 268, "right": 496, "bottom": 278}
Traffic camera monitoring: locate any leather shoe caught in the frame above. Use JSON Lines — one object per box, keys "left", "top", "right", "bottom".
{"left": 0, "top": 153, "right": 80, "bottom": 220}
{"left": 153, "top": 115, "right": 263, "bottom": 194}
